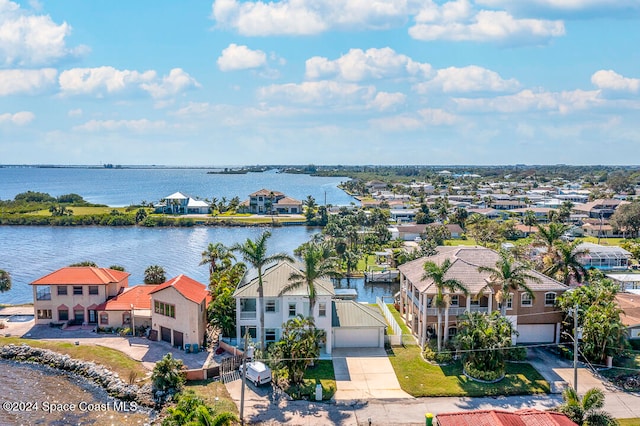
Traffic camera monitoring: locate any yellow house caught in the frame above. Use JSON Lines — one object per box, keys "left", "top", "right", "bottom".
{"left": 149, "top": 275, "right": 210, "bottom": 350}
{"left": 30, "top": 267, "right": 130, "bottom": 325}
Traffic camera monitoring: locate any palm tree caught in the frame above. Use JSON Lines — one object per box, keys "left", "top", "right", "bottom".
{"left": 558, "top": 387, "right": 618, "bottom": 426}
{"left": 280, "top": 243, "right": 338, "bottom": 317}
{"left": 199, "top": 242, "right": 235, "bottom": 277}
{"left": 478, "top": 250, "right": 541, "bottom": 316}
{"left": 522, "top": 210, "right": 537, "bottom": 233}
{"left": 534, "top": 222, "right": 570, "bottom": 262}
{"left": 544, "top": 241, "right": 589, "bottom": 285}
{"left": 422, "top": 259, "right": 469, "bottom": 352}
{"left": 231, "top": 231, "right": 293, "bottom": 350}
{"left": 144, "top": 265, "right": 166, "bottom": 284}
{"left": 0, "top": 269, "right": 11, "bottom": 293}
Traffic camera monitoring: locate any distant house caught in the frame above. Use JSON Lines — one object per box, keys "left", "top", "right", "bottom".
{"left": 398, "top": 246, "right": 567, "bottom": 346}
{"left": 30, "top": 267, "right": 130, "bottom": 325}
{"left": 436, "top": 409, "right": 577, "bottom": 426}
{"left": 615, "top": 292, "right": 640, "bottom": 340}
{"left": 96, "top": 285, "right": 157, "bottom": 329}
{"left": 467, "top": 208, "right": 509, "bottom": 220}
{"left": 491, "top": 200, "right": 528, "bottom": 210}
{"left": 573, "top": 198, "right": 628, "bottom": 219}
{"left": 149, "top": 275, "right": 210, "bottom": 349}
{"left": 575, "top": 243, "right": 631, "bottom": 271}
{"left": 238, "top": 189, "right": 302, "bottom": 214}
{"left": 390, "top": 208, "right": 418, "bottom": 223}
{"left": 156, "top": 191, "right": 210, "bottom": 214}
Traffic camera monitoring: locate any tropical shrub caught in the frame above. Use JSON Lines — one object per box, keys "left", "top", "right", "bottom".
{"left": 152, "top": 353, "right": 185, "bottom": 394}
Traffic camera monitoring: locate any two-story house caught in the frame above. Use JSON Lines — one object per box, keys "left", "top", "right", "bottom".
{"left": 30, "top": 267, "right": 130, "bottom": 325}
{"left": 157, "top": 191, "right": 210, "bottom": 214}
{"left": 149, "top": 275, "right": 210, "bottom": 349}
{"left": 398, "top": 246, "right": 567, "bottom": 346}
{"left": 239, "top": 189, "right": 302, "bottom": 214}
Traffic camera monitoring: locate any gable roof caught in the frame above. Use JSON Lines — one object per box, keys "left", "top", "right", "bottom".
{"left": 249, "top": 189, "right": 285, "bottom": 197}
{"left": 616, "top": 292, "right": 640, "bottom": 327}
{"left": 234, "top": 261, "right": 335, "bottom": 298}
{"left": 436, "top": 409, "right": 577, "bottom": 426}
{"left": 331, "top": 300, "right": 387, "bottom": 328}
{"left": 165, "top": 191, "right": 189, "bottom": 199}
{"left": 31, "top": 267, "right": 130, "bottom": 286}
{"left": 149, "top": 274, "right": 209, "bottom": 303}
{"left": 398, "top": 246, "right": 567, "bottom": 294}
{"left": 96, "top": 285, "right": 157, "bottom": 311}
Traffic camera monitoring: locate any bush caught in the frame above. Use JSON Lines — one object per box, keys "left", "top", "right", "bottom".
{"left": 423, "top": 345, "right": 453, "bottom": 364}
{"left": 506, "top": 346, "right": 528, "bottom": 362}
{"left": 464, "top": 362, "right": 504, "bottom": 382}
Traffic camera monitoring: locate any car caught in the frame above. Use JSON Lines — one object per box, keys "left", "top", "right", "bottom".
{"left": 239, "top": 361, "right": 272, "bottom": 386}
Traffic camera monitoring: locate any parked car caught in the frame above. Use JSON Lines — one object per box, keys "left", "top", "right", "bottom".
{"left": 239, "top": 361, "right": 272, "bottom": 386}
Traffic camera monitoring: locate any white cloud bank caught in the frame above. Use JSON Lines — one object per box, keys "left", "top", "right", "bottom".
{"left": 415, "top": 65, "right": 519, "bottom": 93}
{"left": 72, "top": 119, "right": 168, "bottom": 133}
{"left": 217, "top": 43, "right": 267, "bottom": 71}
{"left": 0, "top": 111, "right": 35, "bottom": 125}
{"left": 591, "top": 70, "right": 640, "bottom": 93}
{"left": 0, "top": 68, "right": 57, "bottom": 95}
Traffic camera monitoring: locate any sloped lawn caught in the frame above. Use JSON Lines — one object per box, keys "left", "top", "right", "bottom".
{"left": 284, "top": 360, "right": 336, "bottom": 400}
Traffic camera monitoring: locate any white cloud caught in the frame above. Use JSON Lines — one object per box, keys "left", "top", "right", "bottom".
{"left": 591, "top": 70, "right": 640, "bottom": 93}
{"left": 212, "top": 0, "right": 414, "bottom": 36}
{"left": 0, "top": 110, "right": 35, "bottom": 125}
{"left": 453, "top": 89, "right": 602, "bottom": 114}
{"left": 0, "top": 0, "right": 86, "bottom": 66}
{"left": 258, "top": 80, "right": 375, "bottom": 106}
{"left": 368, "top": 92, "right": 406, "bottom": 111}
{"left": 305, "top": 47, "right": 431, "bottom": 82}
{"left": 140, "top": 68, "right": 200, "bottom": 98}
{"left": 67, "top": 108, "right": 82, "bottom": 117}
{"left": 418, "top": 108, "right": 458, "bottom": 125}
{"left": 217, "top": 43, "right": 267, "bottom": 71}
{"left": 409, "top": 1, "right": 565, "bottom": 44}
{"left": 72, "top": 119, "right": 168, "bottom": 133}
{"left": 59, "top": 67, "right": 198, "bottom": 99}
{"left": 415, "top": 65, "right": 519, "bottom": 93}
{"left": 370, "top": 108, "right": 457, "bottom": 131}
{"left": 0, "top": 68, "right": 56, "bottom": 95}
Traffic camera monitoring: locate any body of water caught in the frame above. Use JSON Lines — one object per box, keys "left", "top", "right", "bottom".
{"left": 0, "top": 359, "right": 152, "bottom": 425}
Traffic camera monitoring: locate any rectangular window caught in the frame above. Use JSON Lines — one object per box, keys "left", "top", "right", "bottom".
{"left": 57, "top": 286, "right": 67, "bottom": 296}
{"left": 73, "top": 286, "right": 83, "bottom": 295}
{"left": 58, "top": 309, "right": 69, "bottom": 321}
{"left": 521, "top": 293, "right": 533, "bottom": 307}
{"left": 240, "top": 326, "right": 257, "bottom": 339}
{"left": 36, "top": 286, "right": 51, "bottom": 301}
{"left": 545, "top": 292, "right": 556, "bottom": 307}
{"left": 450, "top": 295, "right": 459, "bottom": 307}
{"left": 506, "top": 294, "right": 513, "bottom": 310}
{"left": 318, "top": 302, "right": 327, "bottom": 317}
{"left": 266, "top": 329, "right": 276, "bottom": 343}
{"left": 88, "top": 286, "right": 99, "bottom": 295}
{"left": 265, "top": 300, "right": 276, "bottom": 313}
{"left": 100, "top": 312, "right": 109, "bottom": 325}
{"left": 37, "top": 309, "right": 52, "bottom": 320}
{"left": 470, "top": 299, "right": 479, "bottom": 306}
{"left": 288, "top": 303, "right": 296, "bottom": 317}
{"left": 154, "top": 301, "right": 161, "bottom": 314}
{"left": 154, "top": 301, "right": 176, "bottom": 318}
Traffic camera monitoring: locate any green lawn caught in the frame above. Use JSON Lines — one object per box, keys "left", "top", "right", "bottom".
{"left": 618, "top": 419, "right": 640, "bottom": 425}
{"left": 387, "top": 344, "right": 549, "bottom": 397}
{"left": 186, "top": 379, "right": 238, "bottom": 415}
{"left": 386, "top": 304, "right": 416, "bottom": 345}
{"left": 444, "top": 239, "right": 480, "bottom": 246}
{"left": 286, "top": 360, "right": 336, "bottom": 400}
{"left": 30, "top": 206, "right": 131, "bottom": 215}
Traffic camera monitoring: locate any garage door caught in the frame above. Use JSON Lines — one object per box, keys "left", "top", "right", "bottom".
{"left": 517, "top": 324, "right": 555, "bottom": 343}
{"left": 173, "top": 330, "right": 184, "bottom": 349}
{"left": 160, "top": 326, "right": 171, "bottom": 343}
{"left": 334, "top": 328, "right": 380, "bottom": 348}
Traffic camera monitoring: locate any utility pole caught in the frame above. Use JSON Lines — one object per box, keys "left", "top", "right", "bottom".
{"left": 573, "top": 303, "right": 579, "bottom": 392}
{"left": 239, "top": 331, "right": 249, "bottom": 425}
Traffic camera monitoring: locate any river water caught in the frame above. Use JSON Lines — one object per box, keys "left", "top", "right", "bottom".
{"left": 0, "top": 359, "right": 152, "bottom": 425}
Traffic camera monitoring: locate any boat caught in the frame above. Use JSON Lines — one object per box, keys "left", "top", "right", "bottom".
{"left": 364, "top": 268, "right": 399, "bottom": 283}
{"left": 334, "top": 288, "right": 358, "bottom": 300}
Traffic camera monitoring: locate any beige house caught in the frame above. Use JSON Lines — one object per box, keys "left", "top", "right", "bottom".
{"left": 398, "top": 246, "right": 567, "bottom": 346}
{"left": 149, "top": 275, "right": 210, "bottom": 350}
{"left": 30, "top": 267, "right": 130, "bottom": 325}
{"left": 96, "top": 285, "right": 157, "bottom": 329}
{"left": 239, "top": 189, "right": 303, "bottom": 214}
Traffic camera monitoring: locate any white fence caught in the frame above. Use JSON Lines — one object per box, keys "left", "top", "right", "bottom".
{"left": 377, "top": 296, "right": 403, "bottom": 345}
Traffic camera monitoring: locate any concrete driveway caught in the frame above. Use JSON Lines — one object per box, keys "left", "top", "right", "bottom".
{"left": 331, "top": 347, "right": 412, "bottom": 401}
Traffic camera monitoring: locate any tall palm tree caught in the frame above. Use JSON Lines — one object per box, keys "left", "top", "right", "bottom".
{"left": 544, "top": 241, "right": 589, "bottom": 285}
{"left": 144, "top": 265, "right": 166, "bottom": 284}
{"left": 280, "top": 243, "right": 338, "bottom": 317}
{"left": 0, "top": 269, "right": 11, "bottom": 293}
{"left": 199, "top": 242, "right": 235, "bottom": 276}
{"left": 231, "top": 231, "right": 293, "bottom": 350}
{"left": 478, "top": 250, "right": 541, "bottom": 316}
{"left": 534, "top": 222, "right": 570, "bottom": 263}
{"left": 422, "top": 259, "right": 469, "bottom": 352}
{"left": 558, "top": 387, "right": 618, "bottom": 426}
{"left": 523, "top": 210, "right": 537, "bottom": 233}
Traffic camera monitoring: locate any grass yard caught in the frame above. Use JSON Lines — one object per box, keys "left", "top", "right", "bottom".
{"left": 387, "top": 344, "right": 549, "bottom": 397}
{"left": 0, "top": 337, "right": 149, "bottom": 383}
{"left": 186, "top": 379, "right": 238, "bottom": 414}
{"left": 29, "top": 206, "right": 131, "bottom": 216}
{"left": 386, "top": 304, "right": 416, "bottom": 345}
{"left": 285, "top": 360, "right": 336, "bottom": 400}
{"left": 444, "top": 239, "right": 480, "bottom": 246}
{"left": 618, "top": 419, "right": 640, "bottom": 425}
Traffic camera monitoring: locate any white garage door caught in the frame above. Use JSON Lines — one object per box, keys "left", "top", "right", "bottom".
{"left": 517, "top": 324, "right": 555, "bottom": 343}
{"left": 334, "top": 328, "right": 380, "bottom": 348}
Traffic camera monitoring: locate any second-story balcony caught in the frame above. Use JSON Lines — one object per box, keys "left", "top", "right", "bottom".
{"left": 240, "top": 311, "right": 257, "bottom": 320}
{"left": 426, "top": 306, "right": 490, "bottom": 316}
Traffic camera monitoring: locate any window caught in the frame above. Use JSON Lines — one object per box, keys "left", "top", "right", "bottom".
{"left": 100, "top": 312, "right": 109, "bottom": 325}
{"left": 36, "top": 286, "right": 51, "bottom": 301}
{"left": 450, "top": 295, "right": 459, "bottom": 307}
{"left": 240, "top": 326, "right": 257, "bottom": 339}
{"left": 470, "top": 298, "right": 479, "bottom": 306}
{"left": 73, "top": 286, "right": 83, "bottom": 295}
{"left": 545, "top": 292, "right": 556, "bottom": 307}
{"left": 37, "top": 309, "right": 52, "bottom": 320}
{"left": 154, "top": 301, "right": 176, "bottom": 318}
{"left": 57, "top": 286, "right": 67, "bottom": 296}
{"left": 122, "top": 312, "right": 131, "bottom": 325}
{"left": 318, "top": 302, "right": 327, "bottom": 317}
{"left": 521, "top": 293, "right": 533, "bottom": 307}
{"left": 58, "top": 309, "right": 69, "bottom": 321}
{"left": 506, "top": 293, "right": 513, "bottom": 310}
{"left": 88, "top": 286, "right": 99, "bottom": 295}
{"left": 265, "top": 300, "right": 276, "bottom": 313}
{"left": 266, "top": 329, "right": 276, "bottom": 343}
{"left": 288, "top": 303, "right": 296, "bottom": 317}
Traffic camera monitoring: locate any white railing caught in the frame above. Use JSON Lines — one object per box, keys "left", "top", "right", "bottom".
{"left": 425, "top": 306, "right": 490, "bottom": 316}
{"left": 377, "top": 296, "right": 402, "bottom": 338}
{"left": 240, "top": 311, "right": 256, "bottom": 320}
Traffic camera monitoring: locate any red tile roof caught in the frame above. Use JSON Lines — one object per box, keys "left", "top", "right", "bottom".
{"left": 31, "top": 267, "right": 130, "bottom": 286}
{"left": 436, "top": 409, "right": 577, "bottom": 426}
{"left": 96, "top": 285, "right": 157, "bottom": 311}
{"left": 149, "top": 275, "right": 209, "bottom": 303}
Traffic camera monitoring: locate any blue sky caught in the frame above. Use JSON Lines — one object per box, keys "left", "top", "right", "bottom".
{"left": 1, "top": 0, "right": 639, "bottom": 166}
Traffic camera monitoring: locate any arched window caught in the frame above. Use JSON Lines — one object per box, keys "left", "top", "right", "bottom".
{"left": 521, "top": 293, "right": 533, "bottom": 307}
{"left": 544, "top": 292, "right": 556, "bottom": 307}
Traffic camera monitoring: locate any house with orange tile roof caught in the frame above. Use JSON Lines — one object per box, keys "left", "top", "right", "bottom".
{"left": 436, "top": 409, "right": 576, "bottom": 426}
{"left": 30, "top": 267, "right": 130, "bottom": 325}
{"left": 149, "top": 275, "right": 211, "bottom": 349}
{"left": 238, "top": 189, "right": 302, "bottom": 214}
{"left": 95, "top": 285, "right": 158, "bottom": 329}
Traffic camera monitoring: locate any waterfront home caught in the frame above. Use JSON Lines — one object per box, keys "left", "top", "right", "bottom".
{"left": 30, "top": 267, "right": 129, "bottom": 325}
{"left": 572, "top": 198, "right": 629, "bottom": 219}
{"left": 95, "top": 285, "right": 157, "bottom": 329}
{"left": 575, "top": 243, "right": 631, "bottom": 271}
{"left": 149, "top": 275, "right": 210, "bottom": 349}
{"left": 238, "top": 189, "right": 303, "bottom": 214}
{"left": 398, "top": 246, "right": 567, "bottom": 346}
{"left": 233, "top": 261, "right": 387, "bottom": 354}
{"left": 156, "top": 191, "right": 210, "bottom": 214}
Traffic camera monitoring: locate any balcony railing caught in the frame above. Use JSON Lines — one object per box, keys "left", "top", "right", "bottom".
{"left": 425, "top": 306, "right": 489, "bottom": 316}
{"left": 240, "top": 311, "right": 256, "bottom": 320}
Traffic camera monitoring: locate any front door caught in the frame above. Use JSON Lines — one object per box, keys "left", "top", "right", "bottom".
{"left": 74, "top": 310, "right": 85, "bottom": 324}
{"left": 88, "top": 310, "right": 97, "bottom": 324}
{"left": 160, "top": 326, "right": 171, "bottom": 343}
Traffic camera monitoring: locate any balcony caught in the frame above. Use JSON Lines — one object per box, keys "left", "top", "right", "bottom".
{"left": 240, "top": 311, "right": 256, "bottom": 320}
{"left": 426, "top": 306, "right": 489, "bottom": 316}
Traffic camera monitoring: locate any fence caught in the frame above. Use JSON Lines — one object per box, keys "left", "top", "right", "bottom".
{"left": 377, "top": 296, "right": 403, "bottom": 346}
